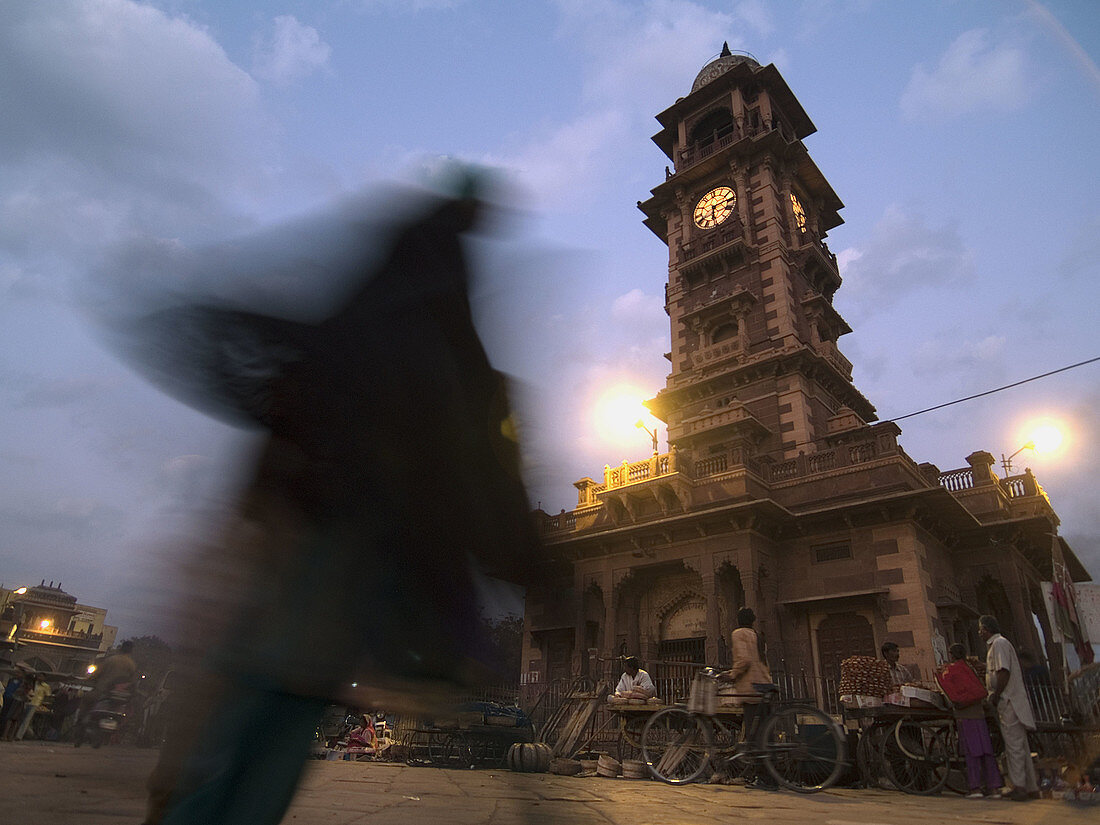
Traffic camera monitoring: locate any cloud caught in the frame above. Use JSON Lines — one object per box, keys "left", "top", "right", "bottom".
{"left": 910, "top": 335, "right": 1007, "bottom": 378}
{"left": 356, "top": 0, "right": 461, "bottom": 10}
{"left": 0, "top": 0, "right": 273, "bottom": 277}
{"left": 17, "top": 376, "right": 115, "bottom": 409}
{"left": 252, "top": 16, "right": 332, "bottom": 85}
{"left": 611, "top": 287, "right": 664, "bottom": 322}
{"left": 0, "top": 496, "right": 125, "bottom": 541}
{"left": 900, "top": 29, "right": 1033, "bottom": 120}
{"left": 486, "top": 110, "right": 627, "bottom": 207}
{"left": 836, "top": 206, "right": 973, "bottom": 315}
{"left": 489, "top": 1, "right": 747, "bottom": 208}
{"left": 1059, "top": 214, "right": 1100, "bottom": 280}
{"left": 557, "top": 0, "right": 742, "bottom": 108}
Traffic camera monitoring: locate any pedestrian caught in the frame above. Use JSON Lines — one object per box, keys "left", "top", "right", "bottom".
{"left": 15, "top": 674, "right": 51, "bottom": 740}
{"left": 132, "top": 182, "right": 540, "bottom": 825}
{"left": 978, "top": 615, "right": 1038, "bottom": 801}
{"left": 939, "top": 644, "right": 1003, "bottom": 798}
{"left": 720, "top": 607, "right": 775, "bottom": 789}
{"left": 1, "top": 674, "right": 30, "bottom": 740}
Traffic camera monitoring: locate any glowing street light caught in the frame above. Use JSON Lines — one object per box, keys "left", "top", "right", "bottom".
{"left": 13, "top": 587, "right": 27, "bottom": 595}
{"left": 1030, "top": 424, "right": 1063, "bottom": 454}
{"left": 593, "top": 385, "right": 661, "bottom": 450}
{"left": 1001, "top": 423, "right": 1065, "bottom": 475}
{"left": 635, "top": 419, "right": 659, "bottom": 455}
{"left": 1001, "top": 441, "right": 1034, "bottom": 476}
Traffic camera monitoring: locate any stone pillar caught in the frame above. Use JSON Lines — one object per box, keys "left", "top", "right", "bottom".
{"left": 703, "top": 568, "right": 721, "bottom": 665}
{"left": 602, "top": 569, "right": 618, "bottom": 662}
{"left": 966, "top": 451, "right": 997, "bottom": 485}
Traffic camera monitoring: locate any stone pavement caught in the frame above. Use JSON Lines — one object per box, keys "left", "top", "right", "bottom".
{"left": 0, "top": 741, "right": 1091, "bottom": 825}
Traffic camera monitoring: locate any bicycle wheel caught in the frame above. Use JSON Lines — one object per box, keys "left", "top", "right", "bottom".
{"left": 759, "top": 705, "right": 846, "bottom": 793}
{"left": 881, "top": 719, "right": 948, "bottom": 795}
{"left": 641, "top": 707, "right": 712, "bottom": 784}
{"left": 444, "top": 733, "right": 475, "bottom": 769}
{"left": 928, "top": 725, "right": 967, "bottom": 795}
{"left": 856, "top": 725, "right": 892, "bottom": 789}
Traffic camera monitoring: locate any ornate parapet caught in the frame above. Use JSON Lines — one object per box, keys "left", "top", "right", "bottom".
{"left": 938, "top": 461, "right": 1055, "bottom": 522}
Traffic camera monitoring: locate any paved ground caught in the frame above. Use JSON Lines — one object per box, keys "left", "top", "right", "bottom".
{"left": 0, "top": 741, "right": 1092, "bottom": 824}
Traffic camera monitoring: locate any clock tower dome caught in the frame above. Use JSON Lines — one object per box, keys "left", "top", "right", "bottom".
{"left": 639, "top": 44, "right": 874, "bottom": 470}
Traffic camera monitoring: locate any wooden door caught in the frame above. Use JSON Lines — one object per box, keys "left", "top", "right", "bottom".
{"left": 816, "top": 612, "right": 875, "bottom": 682}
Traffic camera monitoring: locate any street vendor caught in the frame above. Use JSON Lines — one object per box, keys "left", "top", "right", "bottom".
{"left": 881, "top": 641, "right": 916, "bottom": 687}
{"left": 614, "top": 657, "right": 656, "bottom": 700}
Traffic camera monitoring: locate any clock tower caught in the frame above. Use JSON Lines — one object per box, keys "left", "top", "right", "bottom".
{"left": 639, "top": 45, "right": 874, "bottom": 469}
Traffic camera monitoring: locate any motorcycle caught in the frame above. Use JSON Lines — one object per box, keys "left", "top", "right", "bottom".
{"left": 73, "top": 683, "right": 131, "bottom": 748}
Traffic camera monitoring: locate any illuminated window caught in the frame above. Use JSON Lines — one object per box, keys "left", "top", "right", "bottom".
{"left": 790, "top": 193, "right": 807, "bottom": 233}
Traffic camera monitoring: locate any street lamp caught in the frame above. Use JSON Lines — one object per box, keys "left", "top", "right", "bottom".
{"left": 635, "top": 419, "right": 659, "bottom": 455}
{"left": 1001, "top": 441, "right": 1034, "bottom": 476}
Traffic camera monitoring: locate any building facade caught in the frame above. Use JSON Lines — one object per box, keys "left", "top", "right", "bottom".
{"left": 522, "top": 47, "right": 1091, "bottom": 704}
{"left": 0, "top": 582, "right": 118, "bottom": 675}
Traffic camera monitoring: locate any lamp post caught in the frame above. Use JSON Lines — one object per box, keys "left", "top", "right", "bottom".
{"left": 635, "top": 419, "right": 659, "bottom": 455}
{"left": 1001, "top": 441, "right": 1035, "bottom": 477}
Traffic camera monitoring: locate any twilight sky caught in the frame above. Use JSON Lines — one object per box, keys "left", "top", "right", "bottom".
{"left": 1, "top": 0, "right": 1098, "bottom": 638}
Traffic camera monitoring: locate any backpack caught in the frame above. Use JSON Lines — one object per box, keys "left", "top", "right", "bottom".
{"left": 935, "top": 661, "right": 987, "bottom": 708}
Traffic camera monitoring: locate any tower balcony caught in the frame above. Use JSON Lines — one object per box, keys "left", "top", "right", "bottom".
{"left": 813, "top": 340, "right": 853, "bottom": 380}
{"left": 674, "top": 120, "right": 796, "bottom": 175}
{"left": 676, "top": 222, "right": 748, "bottom": 277}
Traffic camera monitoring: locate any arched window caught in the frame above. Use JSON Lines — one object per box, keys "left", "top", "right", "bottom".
{"left": 691, "top": 109, "right": 735, "bottom": 150}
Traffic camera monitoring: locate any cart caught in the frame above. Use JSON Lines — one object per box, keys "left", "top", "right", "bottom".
{"left": 402, "top": 722, "right": 533, "bottom": 769}
{"left": 609, "top": 702, "right": 745, "bottom": 763}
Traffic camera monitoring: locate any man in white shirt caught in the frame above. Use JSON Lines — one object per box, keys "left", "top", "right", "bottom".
{"left": 615, "top": 657, "right": 656, "bottom": 700}
{"left": 979, "top": 614, "right": 1037, "bottom": 801}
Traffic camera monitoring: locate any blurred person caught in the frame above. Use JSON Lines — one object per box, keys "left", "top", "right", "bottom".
{"left": 15, "top": 674, "right": 50, "bottom": 740}
{"left": 1017, "top": 650, "right": 1051, "bottom": 688}
{"left": 979, "top": 615, "right": 1038, "bottom": 801}
{"left": 48, "top": 687, "right": 79, "bottom": 741}
{"left": 120, "top": 178, "right": 539, "bottom": 825}
{"left": 0, "top": 673, "right": 29, "bottom": 740}
{"left": 720, "top": 607, "right": 774, "bottom": 790}
{"left": 942, "top": 643, "right": 1002, "bottom": 798}
{"left": 78, "top": 641, "right": 137, "bottom": 726}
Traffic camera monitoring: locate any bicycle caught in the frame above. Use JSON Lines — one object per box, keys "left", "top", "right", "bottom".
{"left": 640, "top": 668, "right": 847, "bottom": 792}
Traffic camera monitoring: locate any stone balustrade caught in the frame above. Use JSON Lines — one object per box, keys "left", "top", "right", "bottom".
{"left": 676, "top": 219, "right": 744, "bottom": 265}
{"left": 815, "top": 340, "right": 853, "bottom": 379}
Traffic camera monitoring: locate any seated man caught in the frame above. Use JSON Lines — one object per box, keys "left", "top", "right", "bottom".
{"left": 614, "top": 656, "right": 656, "bottom": 700}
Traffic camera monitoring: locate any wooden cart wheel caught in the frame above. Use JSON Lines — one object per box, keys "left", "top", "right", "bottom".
{"left": 617, "top": 714, "right": 646, "bottom": 762}
{"left": 881, "top": 718, "right": 950, "bottom": 795}
{"left": 856, "top": 724, "right": 893, "bottom": 789}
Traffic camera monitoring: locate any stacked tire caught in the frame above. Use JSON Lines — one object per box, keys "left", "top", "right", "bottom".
{"left": 507, "top": 742, "right": 552, "bottom": 773}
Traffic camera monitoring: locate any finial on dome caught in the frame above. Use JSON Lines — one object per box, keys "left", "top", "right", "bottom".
{"left": 720, "top": 42, "right": 732, "bottom": 57}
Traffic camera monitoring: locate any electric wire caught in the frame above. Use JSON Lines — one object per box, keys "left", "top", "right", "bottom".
{"left": 757, "top": 355, "right": 1100, "bottom": 459}
{"left": 884, "top": 355, "right": 1100, "bottom": 423}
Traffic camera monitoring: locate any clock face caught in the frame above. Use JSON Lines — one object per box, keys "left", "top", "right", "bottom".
{"left": 693, "top": 186, "right": 736, "bottom": 229}
{"left": 790, "top": 193, "right": 807, "bottom": 232}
